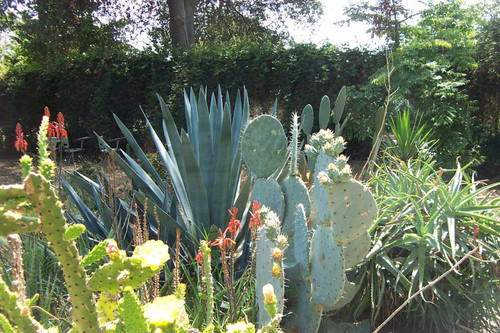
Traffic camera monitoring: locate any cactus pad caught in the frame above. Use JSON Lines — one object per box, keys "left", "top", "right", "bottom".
{"left": 325, "top": 281, "right": 359, "bottom": 312}
{"left": 301, "top": 104, "right": 314, "bottom": 136}
{"left": 255, "top": 209, "right": 286, "bottom": 326}
{"left": 281, "top": 176, "right": 310, "bottom": 236}
{"left": 318, "top": 95, "right": 331, "bottom": 130}
{"left": 310, "top": 225, "right": 345, "bottom": 307}
{"left": 343, "top": 232, "right": 371, "bottom": 269}
{"left": 326, "top": 180, "right": 377, "bottom": 243}
{"left": 241, "top": 115, "right": 287, "bottom": 178}
{"left": 251, "top": 179, "right": 285, "bottom": 220}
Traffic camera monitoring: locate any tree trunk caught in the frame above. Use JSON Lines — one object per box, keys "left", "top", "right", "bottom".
{"left": 167, "top": 0, "right": 198, "bottom": 51}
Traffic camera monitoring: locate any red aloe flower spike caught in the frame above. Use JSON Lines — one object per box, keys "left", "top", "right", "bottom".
{"left": 211, "top": 228, "right": 235, "bottom": 250}
{"left": 14, "top": 123, "right": 28, "bottom": 152}
{"left": 57, "top": 112, "right": 68, "bottom": 138}
{"left": 47, "top": 122, "right": 58, "bottom": 138}
{"left": 44, "top": 106, "right": 50, "bottom": 118}
{"left": 196, "top": 248, "right": 204, "bottom": 265}
{"left": 249, "top": 201, "right": 262, "bottom": 228}
{"left": 227, "top": 207, "right": 240, "bottom": 237}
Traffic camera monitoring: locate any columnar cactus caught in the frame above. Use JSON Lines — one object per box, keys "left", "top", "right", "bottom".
{"left": 24, "top": 173, "right": 100, "bottom": 332}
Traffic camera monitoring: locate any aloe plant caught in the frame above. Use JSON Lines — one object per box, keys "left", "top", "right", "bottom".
{"left": 382, "top": 108, "right": 433, "bottom": 161}
{"left": 66, "top": 87, "right": 251, "bottom": 251}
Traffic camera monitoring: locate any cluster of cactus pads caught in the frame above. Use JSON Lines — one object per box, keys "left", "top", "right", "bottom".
{"left": 241, "top": 90, "right": 377, "bottom": 332}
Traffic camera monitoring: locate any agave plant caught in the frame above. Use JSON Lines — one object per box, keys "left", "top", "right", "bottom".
{"left": 64, "top": 87, "right": 251, "bottom": 252}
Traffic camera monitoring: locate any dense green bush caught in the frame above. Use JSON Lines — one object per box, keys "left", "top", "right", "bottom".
{"left": 0, "top": 42, "right": 383, "bottom": 155}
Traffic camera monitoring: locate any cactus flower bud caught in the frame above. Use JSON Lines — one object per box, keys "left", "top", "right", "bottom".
{"left": 263, "top": 284, "right": 277, "bottom": 305}
{"left": 106, "top": 240, "right": 119, "bottom": 259}
{"left": 263, "top": 284, "right": 278, "bottom": 319}
{"left": 271, "top": 262, "right": 282, "bottom": 278}
{"left": 275, "top": 234, "right": 288, "bottom": 250}
{"left": 272, "top": 248, "right": 283, "bottom": 261}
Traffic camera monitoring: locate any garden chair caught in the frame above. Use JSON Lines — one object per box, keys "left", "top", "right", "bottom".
{"left": 98, "top": 136, "right": 126, "bottom": 152}
{"left": 61, "top": 136, "right": 91, "bottom": 163}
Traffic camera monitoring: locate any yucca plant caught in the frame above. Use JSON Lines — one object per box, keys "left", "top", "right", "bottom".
{"left": 382, "top": 108, "right": 433, "bottom": 161}
{"left": 346, "top": 152, "right": 500, "bottom": 331}
{"left": 65, "top": 87, "right": 251, "bottom": 253}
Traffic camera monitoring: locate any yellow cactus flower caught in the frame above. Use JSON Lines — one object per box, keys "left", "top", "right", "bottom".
{"left": 226, "top": 321, "right": 256, "bottom": 333}
{"left": 143, "top": 295, "right": 185, "bottom": 327}
{"left": 132, "top": 240, "right": 170, "bottom": 270}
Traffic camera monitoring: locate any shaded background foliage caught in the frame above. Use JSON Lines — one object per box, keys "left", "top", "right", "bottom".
{"left": 0, "top": 42, "right": 384, "bottom": 155}
{"left": 0, "top": 0, "right": 499, "bottom": 172}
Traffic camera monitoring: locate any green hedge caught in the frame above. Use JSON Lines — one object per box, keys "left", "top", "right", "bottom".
{"left": 0, "top": 41, "right": 383, "bottom": 155}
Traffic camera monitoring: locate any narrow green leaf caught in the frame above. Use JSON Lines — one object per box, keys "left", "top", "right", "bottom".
{"left": 145, "top": 116, "right": 194, "bottom": 226}
{"left": 197, "top": 90, "right": 215, "bottom": 199}
{"left": 61, "top": 177, "right": 107, "bottom": 237}
{"left": 114, "top": 113, "right": 165, "bottom": 191}
{"left": 210, "top": 104, "right": 233, "bottom": 229}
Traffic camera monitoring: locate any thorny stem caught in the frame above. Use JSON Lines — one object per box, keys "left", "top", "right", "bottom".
{"left": 220, "top": 246, "right": 235, "bottom": 321}
{"left": 174, "top": 228, "right": 181, "bottom": 291}
{"left": 234, "top": 223, "right": 260, "bottom": 313}
{"left": 7, "top": 234, "right": 25, "bottom": 302}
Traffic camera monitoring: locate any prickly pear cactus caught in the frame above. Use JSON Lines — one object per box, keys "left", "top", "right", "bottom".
{"left": 88, "top": 240, "right": 169, "bottom": 293}
{"left": 252, "top": 178, "right": 285, "bottom": 220}
{"left": 0, "top": 184, "right": 39, "bottom": 235}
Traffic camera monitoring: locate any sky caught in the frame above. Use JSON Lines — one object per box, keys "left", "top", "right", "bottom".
{"left": 286, "top": 0, "right": 483, "bottom": 48}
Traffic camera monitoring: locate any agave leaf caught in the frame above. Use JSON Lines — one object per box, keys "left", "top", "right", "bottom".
{"left": 96, "top": 134, "right": 163, "bottom": 206}
{"left": 210, "top": 93, "right": 221, "bottom": 158}
{"left": 121, "top": 150, "right": 168, "bottom": 206}
{"left": 190, "top": 88, "right": 200, "bottom": 156}
{"left": 61, "top": 177, "right": 107, "bottom": 237}
{"left": 159, "top": 104, "right": 188, "bottom": 184}
{"left": 231, "top": 90, "right": 243, "bottom": 157}
{"left": 196, "top": 89, "right": 216, "bottom": 198}
{"left": 114, "top": 113, "right": 165, "bottom": 191}
{"left": 180, "top": 130, "right": 210, "bottom": 234}
{"left": 210, "top": 103, "right": 233, "bottom": 229}
{"left": 243, "top": 89, "right": 250, "bottom": 128}
{"left": 65, "top": 170, "right": 101, "bottom": 195}
{"left": 145, "top": 115, "right": 194, "bottom": 226}
{"left": 91, "top": 187, "right": 114, "bottom": 234}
